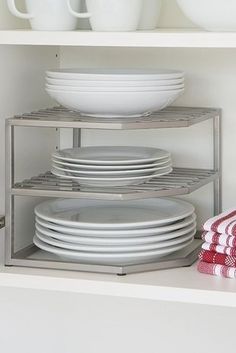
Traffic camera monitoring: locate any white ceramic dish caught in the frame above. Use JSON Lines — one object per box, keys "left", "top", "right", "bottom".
{"left": 33, "top": 235, "right": 193, "bottom": 265}
{"left": 46, "top": 83, "right": 185, "bottom": 92}
{"left": 177, "top": 0, "right": 236, "bottom": 32}
{"left": 36, "top": 228, "right": 195, "bottom": 253}
{"left": 35, "top": 214, "right": 196, "bottom": 238}
{"left": 68, "top": 0, "right": 143, "bottom": 32}
{"left": 138, "top": 0, "right": 162, "bottom": 30}
{"left": 47, "top": 87, "right": 184, "bottom": 118}
{"left": 7, "top": 0, "right": 81, "bottom": 31}
{"left": 52, "top": 163, "right": 170, "bottom": 176}
{"left": 46, "top": 68, "right": 185, "bottom": 81}
{"left": 53, "top": 146, "right": 170, "bottom": 165}
{"left": 46, "top": 87, "right": 184, "bottom": 117}
{"left": 35, "top": 220, "right": 196, "bottom": 245}
{"left": 51, "top": 166, "right": 172, "bottom": 186}
{"left": 52, "top": 157, "right": 171, "bottom": 170}
{"left": 35, "top": 198, "right": 195, "bottom": 230}
{"left": 46, "top": 77, "right": 185, "bottom": 87}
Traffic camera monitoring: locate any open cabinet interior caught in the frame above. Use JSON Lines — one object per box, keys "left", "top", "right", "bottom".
{"left": 1, "top": 2, "right": 236, "bottom": 353}
{"left": 0, "top": 0, "right": 235, "bottom": 298}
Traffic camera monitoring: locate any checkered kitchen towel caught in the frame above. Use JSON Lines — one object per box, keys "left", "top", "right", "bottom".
{"left": 198, "top": 261, "right": 236, "bottom": 279}
{"left": 202, "top": 231, "right": 236, "bottom": 247}
{"left": 203, "top": 209, "right": 236, "bottom": 236}
{"left": 199, "top": 249, "right": 236, "bottom": 267}
{"left": 202, "top": 242, "right": 236, "bottom": 256}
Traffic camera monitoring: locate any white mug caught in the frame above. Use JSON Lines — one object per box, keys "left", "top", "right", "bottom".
{"left": 7, "top": 0, "right": 82, "bottom": 31}
{"left": 67, "top": 0, "right": 143, "bottom": 32}
{"left": 138, "top": 0, "right": 162, "bottom": 30}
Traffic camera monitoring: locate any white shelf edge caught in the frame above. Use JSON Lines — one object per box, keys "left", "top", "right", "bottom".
{"left": 1, "top": 264, "right": 236, "bottom": 307}
{"left": 1, "top": 29, "right": 236, "bottom": 48}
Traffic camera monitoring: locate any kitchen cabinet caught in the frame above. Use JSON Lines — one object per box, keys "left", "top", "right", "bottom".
{"left": 0, "top": 1, "right": 236, "bottom": 352}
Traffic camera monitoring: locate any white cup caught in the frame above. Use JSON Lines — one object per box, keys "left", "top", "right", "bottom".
{"left": 7, "top": 0, "right": 82, "bottom": 31}
{"left": 67, "top": 0, "right": 143, "bottom": 32}
{"left": 138, "top": 0, "right": 162, "bottom": 30}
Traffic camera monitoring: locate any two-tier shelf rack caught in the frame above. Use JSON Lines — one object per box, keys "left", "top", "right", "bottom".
{"left": 4, "top": 106, "right": 221, "bottom": 275}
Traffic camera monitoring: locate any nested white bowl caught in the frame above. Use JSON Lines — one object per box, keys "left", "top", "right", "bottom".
{"left": 177, "top": 0, "right": 236, "bottom": 31}
{"left": 46, "top": 69, "right": 184, "bottom": 81}
{"left": 46, "top": 77, "right": 185, "bottom": 87}
{"left": 46, "top": 83, "right": 184, "bottom": 92}
{"left": 46, "top": 88, "right": 184, "bottom": 117}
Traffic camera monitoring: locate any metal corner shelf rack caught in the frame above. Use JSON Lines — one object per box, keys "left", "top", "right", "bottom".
{"left": 5, "top": 106, "right": 222, "bottom": 275}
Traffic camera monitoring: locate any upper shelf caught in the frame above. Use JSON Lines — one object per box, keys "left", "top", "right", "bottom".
{"left": 2, "top": 29, "right": 236, "bottom": 48}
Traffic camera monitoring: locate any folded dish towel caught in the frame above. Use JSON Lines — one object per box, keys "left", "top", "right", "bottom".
{"left": 198, "top": 261, "right": 236, "bottom": 279}
{"left": 203, "top": 209, "right": 236, "bottom": 236}
{"left": 199, "top": 249, "right": 236, "bottom": 267}
{"left": 202, "top": 242, "right": 236, "bottom": 256}
{"left": 202, "top": 231, "right": 236, "bottom": 247}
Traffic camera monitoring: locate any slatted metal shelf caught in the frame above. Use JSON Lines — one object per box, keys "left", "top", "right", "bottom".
{"left": 12, "top": 168, "right": 218, "bottom": 201}
{"left": 0, "top": 216, "right": 5, "bottom": 229}
{"left": 8, "top": 106, "right": 220, "bottom": 130}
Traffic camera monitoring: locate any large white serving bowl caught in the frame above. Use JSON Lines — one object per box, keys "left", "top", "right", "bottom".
{"left": 46, "top": 68, "right": 184, "bottom": 81}
{"left": 177, "top": 0, "right": 236, "bottom": 31}
{"left": 46, "top": 83, "right": 184, "bottom": 92}
{"left": 46, "top": 88, "right": 184, "bottom": 117}
{"left": 46, "top": 77, "right": 185, "bottom": 87}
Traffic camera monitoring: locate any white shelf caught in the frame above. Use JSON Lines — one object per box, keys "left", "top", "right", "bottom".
{"left": 1, "top": 262, "right": 236, "bottom": 307}
{"left": 1, "top": 29, "right": 236, "bottom": 48}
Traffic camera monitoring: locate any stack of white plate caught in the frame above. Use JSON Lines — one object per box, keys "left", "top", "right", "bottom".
{"left": 51, "top": 146, "right": 172, "bottom": 187}
{"left": 46, "top": 68, "right": 185, "bottom": 118}
{"left": 33, "top": 198, "right": 196, "bottom": 266}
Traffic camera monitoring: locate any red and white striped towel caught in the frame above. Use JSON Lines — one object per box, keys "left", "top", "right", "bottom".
{"left": 202, "top": 242, "right": 236, "bottom": 256}
{"left": 198, "top": 261, "right": 236, "bottom": 279}
{"left": 203, "top": 209, "right": 236, "bottom": 236}
{"left": 202, "top": 231, "right": 236, "bottom": 247}
{"left": 199, "top": 249, "right": 236, "bottom": 267}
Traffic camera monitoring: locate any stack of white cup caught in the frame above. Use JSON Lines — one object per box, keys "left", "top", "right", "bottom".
{"left": 7, "top": 0, "right": 162, "bottom": 31}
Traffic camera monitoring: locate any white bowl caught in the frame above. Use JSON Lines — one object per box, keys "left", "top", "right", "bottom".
{"left": 46, "top": 68, "right": 185, "bottom": 81}
{"left": 46, "top": 83, "right": 184, "bottom": 92}
{"left": 46, "top": 77, "right": 185, "bottom": 87}
{"left": 177, "top": 0, "right": 236, "bottom": 31}
{"left": 46, "top": 88, "right": 184, "bottom": 117}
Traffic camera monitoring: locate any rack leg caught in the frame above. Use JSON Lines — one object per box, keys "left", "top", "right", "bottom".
{"left": 213, "top": 113, "right": 222, "bottom": 215}
{"left": 5, "top": 123, "right": 15, "bottom": 264}
{"left": 73, "top": 128, "right": 81, "bottom": 148}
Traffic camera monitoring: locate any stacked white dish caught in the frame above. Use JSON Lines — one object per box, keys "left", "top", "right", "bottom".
{"left": 34, "top": 198, "right": 196, "bottom": 265}
{"left": 46, "top": 68, "right": 185, "bottom": 118}
{"left": 51, "top": 146, "right": 172, "bottom": 187}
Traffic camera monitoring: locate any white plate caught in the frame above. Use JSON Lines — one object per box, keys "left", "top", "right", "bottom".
{"left": 51, "top": 157, "right": 171, "bottom": 171}
{"left": 35, "top": 214, "right": 196, "bottom": 238}
{"left": 46, "top": 77, "right": 185, "bottom": 87}
{"left": 35, "top": 198, "right": 195, "bottom": 230}
{"left": 46, "top": 83, "right": 185, "bottom": 92}
{"left": 33, "top": 235, "right": 193, "bottom": 265}
{"left": 53, "top": 146, "right": 170, "bottom": 165}
{"left": 51, "top": 163, "right": 171, "bottom": 176}
{"left": 35, "top": 220, "right": 196, "bottom": 245}
{"left": 46, "top": 68, "right": 185, "bottom": 81}
{"left": 46, "top": 88, "right": 184, "bottom": 118}
{"left": 35, "top": 229, "right": 196, "bottom": 253}
{"left": 51, "top": 167, "right": 172, "bottom": 186}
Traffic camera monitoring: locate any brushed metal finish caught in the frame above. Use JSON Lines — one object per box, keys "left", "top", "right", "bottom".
{"left": 8, "top": 106, "right": 220, "bottom": 130}
{"left": 12, "top": 168, "right": 219, "bottom": 201}
{"left": 4, "top": 106, "right": 221, "bottom": 274}
{"left": 7, "top": 239, "right": 202, "bottom": 275}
